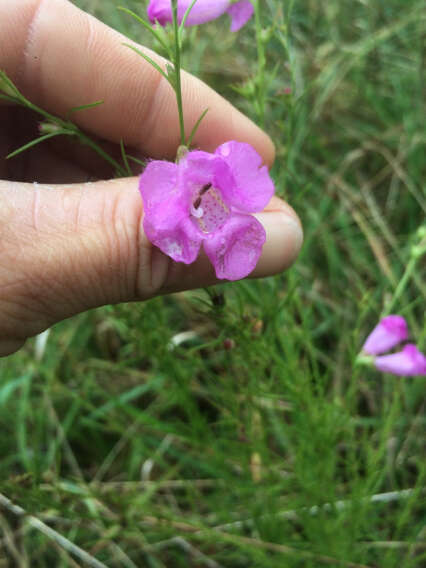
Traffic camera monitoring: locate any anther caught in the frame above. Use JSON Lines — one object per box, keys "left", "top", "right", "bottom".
{"left": 200, "top": 183, "right": 212, "bottom": 195}
{"left": 193, "top": 183, "right": 212, "bottom": 209}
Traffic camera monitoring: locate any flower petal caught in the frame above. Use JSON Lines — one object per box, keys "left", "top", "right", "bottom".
{"left": 147, "top": 0, "right": 172, "bottom": 26}
{"left": 139, "top": 160, "right": 201, "bottom": 264}
{"left": 226, "top": 0, "right": 254, "bottom": 32}
{"left": 139, "top": 160, "right": 189, "bottom": 232}
{"left": 215, "top": 141, "right": 274, "bottom": 212}
{"left": 144, "top": 217, "right": 202, "bottom": 264}
{"left": 374, "top": 344, "right": 426, "bottom": 376}
{"left": 362, "top": 315, "right": 408, "bottom": 355}
{"left": 147, "top": 0, "right": 230, "bottom": 27}
{"left": 203, "top": 214, "right": 266, "bottom": 280}
{"left": 181, "top": 0, "right": 230, "bottom": 26}
{"left": 183, "top": 150, "right": 234, "bottom": 195}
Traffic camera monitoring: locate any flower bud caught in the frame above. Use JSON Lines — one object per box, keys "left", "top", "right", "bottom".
{"left": 39, "top": 122, "right": 62, "bottom": 135}
{"left": 223, "top": 338, "right": 235, "bottom": 351}
{"left": 260, "top": 27, "right": 273, "bottom": 44}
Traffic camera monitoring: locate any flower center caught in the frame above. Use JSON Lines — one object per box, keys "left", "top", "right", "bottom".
{"left": 190, "top": 183, "right": 230, "bottom": 233}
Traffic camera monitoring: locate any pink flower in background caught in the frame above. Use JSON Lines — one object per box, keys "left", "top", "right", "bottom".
{"left": 147, "top": 0, "right": 254, "bottom": 31}
{"left": 361, "top": 315, "right": 426, "bottom": 377}
{"left": 139, "top": 141, "right": 274, "bottom": 281}
{"left": 362, "top": 315, "right": 408, "bottom": 355}
{"left": 374, "top": 344, "right": 426, "bottom": 376}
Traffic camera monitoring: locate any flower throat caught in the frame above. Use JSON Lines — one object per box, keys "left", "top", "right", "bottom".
{"left": 190, "top": 182, "right": 230, "bottom": 233}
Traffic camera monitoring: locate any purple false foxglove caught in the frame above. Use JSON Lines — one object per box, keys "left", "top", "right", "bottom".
{"left": 147, "top": 0, "right": 254, "bottom": 31}
{"left": 362, "top": 315, "right": 408, "bottom": 355}
{"left": 139, "top": 141, "right": 274, "bottom": 281}
{"left": 374, "top": 344, "right": 426, "bottom": 376}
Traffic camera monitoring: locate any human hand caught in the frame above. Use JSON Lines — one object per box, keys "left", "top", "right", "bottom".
{"left": 0, "top": 0, "right": 303, "bottom": 357}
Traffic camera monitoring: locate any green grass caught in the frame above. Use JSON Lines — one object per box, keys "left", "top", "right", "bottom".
{"left": 1, "top": 0, "right": 425, "bottom": 566}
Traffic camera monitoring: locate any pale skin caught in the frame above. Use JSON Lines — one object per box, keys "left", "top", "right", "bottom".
{"left": 0, "top": 0, "right": 303, "bottom": 357}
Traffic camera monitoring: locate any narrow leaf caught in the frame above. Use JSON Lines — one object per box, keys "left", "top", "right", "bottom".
{"left": 122, "top": 43, "right": 170, "bottom": 83}
{"left": 0, "top": 373, "right": 32, "bottom": 406}
{"left": 6, "top": 131, "right": 72, "bottom": 159}
{"left": 78, "top": 133, "right": 127, "bottom": 177}
{"left": 179, "top": 0, "right": 199, "bottom": 37}
{"left": 187, "top": 108, "right": 209, "bottom": 147}
{"left": 69, "top": 100, "right": 104, "bottom": 114}
{"left": 127, "top": 155, "right": 146, "bottom": 168}
{"left": 118, "top": 6, "right": 169, "bottom": 51}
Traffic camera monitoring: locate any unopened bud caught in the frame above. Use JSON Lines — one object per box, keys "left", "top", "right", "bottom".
{"left": 39, "top": 122, "right": 62, "bottom": 135}
{"left": 260, "top": 27, "right": 273, "bottom": 44}
{"left": 223, "top": 338, "right": 235, "bottom": 351}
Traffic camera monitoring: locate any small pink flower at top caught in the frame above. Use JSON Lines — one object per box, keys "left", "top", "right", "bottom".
{"left": 361, "top": 315, "right": 426, "bottom": 377}
{"left": 138, "top": 141, "right": 274, "bottom": 281}
{"left": 147, "top": 0, "right": 254, "bottom": 32}
{"left": 362, "top": 315, "right": 408, "bottom": 355}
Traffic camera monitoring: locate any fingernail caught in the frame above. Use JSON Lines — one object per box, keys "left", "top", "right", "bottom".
{"left": 254, "top": 211, "right": 303, "bottom": 276}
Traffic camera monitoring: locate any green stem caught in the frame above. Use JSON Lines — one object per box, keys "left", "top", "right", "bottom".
{"left": 254, "top": 0, "right": 266, "bottom": 126}
{"left": 172, "top": 0, "right": 186, "bottom": 146}
{"left": 79, "top": 133, "right": 127, "bottom": 177}
{"left": 382, "top": 232, "right": 426, "bottom": 316}
{"left": 382, "top": 256, "right": 417, "bottom": 317}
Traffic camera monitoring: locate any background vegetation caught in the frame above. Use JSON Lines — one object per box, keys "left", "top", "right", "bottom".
{"left": 1, "top": 0, "right": 425, "bottom": 566}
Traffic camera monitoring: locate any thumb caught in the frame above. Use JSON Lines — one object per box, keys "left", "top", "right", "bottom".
{"left": 0, "top": 178, "right": 143, "bottom": 354}
{"left": 0, "top": 179, "right": 302, "bottom": 356}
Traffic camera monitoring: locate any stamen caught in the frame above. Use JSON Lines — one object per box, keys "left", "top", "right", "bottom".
{"left": 190, "top": 183, "right": 229, "bottom": 233}
{"left": 200, "top": 183, "right": 212, "bottom": 196}
{"left": 193, "top": 183, "right": 212, "bottom": 210}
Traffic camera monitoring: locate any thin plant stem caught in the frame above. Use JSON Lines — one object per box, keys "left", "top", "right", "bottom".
{"left": 254, "top": 0, "right": 266, "bottom": 126}
{"left": 382, "top": 229, "right": 426, "bottom": 316}
{"left": 78, "top": 132, "right": 127, "bottom": 177}
{"left": 172, "top": 0, "right": 186, "bottom": 146}
{"left": 1, "top": 71, "right": 127, "bottom": 177}
{"left": 383, "top": 256, "right": 417, "bottom": 316}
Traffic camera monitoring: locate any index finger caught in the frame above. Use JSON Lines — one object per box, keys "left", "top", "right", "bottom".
{"left": 0, "top": 0, "right": 275, "bottom": 163}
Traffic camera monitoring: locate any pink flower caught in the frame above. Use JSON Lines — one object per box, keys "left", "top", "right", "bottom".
{"left": 360, "top": 315, "right": 426, "bottom": 377}
{"left": 139, "top": 141, "right": 274, "bottom": 281}
{"left": 362, "top": 315, "right": 408, "bottom": 355}
{"left": 147, "top": 0, "right": 254, "bottom": 31}
{"left": 374, "top": 344, "right": 426, "bottom": 376}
